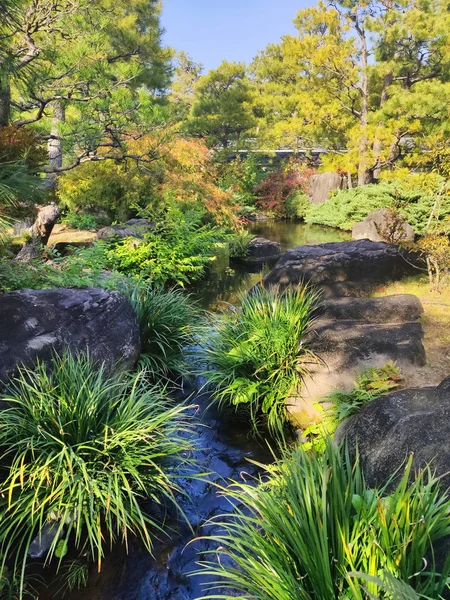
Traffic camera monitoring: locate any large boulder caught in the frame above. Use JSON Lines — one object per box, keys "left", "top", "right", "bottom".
{"left": 262, "top": 240, "right": 415, "bottom": 297}
{"left": 352, "top": 208, "right": 415, "bottom": 243}
{"left": 0, "top": 288, "right": 140, "bottom": 382}
{"left": 96, "top": 218, "right": 155, "bottom": 241}
{"left": 289, "top": 295, "right": 425, "bottom": 426}
{"left": 335, "top": 375, "right": 450, "bottom": 489}
{"left": 245, "top": 237, "right": 282, "bottom": 261}
{"left": 309, "top": 172, "right": 346, "bottom": 205}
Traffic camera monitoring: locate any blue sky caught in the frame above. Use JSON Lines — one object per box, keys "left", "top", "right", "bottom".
{"left": 161, "top": 0, "right": 311, "bottom": 73}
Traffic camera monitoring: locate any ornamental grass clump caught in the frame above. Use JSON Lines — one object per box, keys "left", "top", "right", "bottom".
{"left": 196, "top": 442, "right": 450, "bottom": 600}
{"left": 127, "top": 282, "right": 199, "bottom": 380}
{"left": 0, "top": 354, "right": 194, "bottom": 596}
{"left": 201, "top": 285, "right": 320, "bottom": 435}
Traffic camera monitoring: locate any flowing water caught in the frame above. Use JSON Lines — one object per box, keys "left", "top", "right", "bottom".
{"left": 66, "top": 221, "right": 348, "bottom": 600}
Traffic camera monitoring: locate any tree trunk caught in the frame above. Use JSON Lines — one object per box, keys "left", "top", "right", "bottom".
{"left": 0, "top": 73, "right": 11, "bottom": 127}
{"left": 372, "top": 72, "right": 394, "bottom": 180}
{"left": 356, "top": 21, "right": 371, "bottom": 186}
{"left": 15, "top": 203, "right": 61, "bottom": 262}
{"left": 45, "top": 101, "right": 65, "bottom": 191}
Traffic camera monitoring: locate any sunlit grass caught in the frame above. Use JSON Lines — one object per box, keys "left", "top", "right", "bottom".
{"left": 200, "top": 285, "right": 320, "bottom": 435}
{"left": 195, "top": 442, "right": 450, "bottom": 600}
{"left": 0, "top": 353, "right": 195, "bottom": 596}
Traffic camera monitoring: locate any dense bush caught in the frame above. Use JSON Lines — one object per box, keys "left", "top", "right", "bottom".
{"left": 104, "top": 208, "right": 226, "bottom": 286}
{"left": 284, "top": 190, "right": 311, "bottom": 220}
{"left": 62, "top": 212, "right": 101, "bottom": 230}
{"left": 305, "top": 183, "right": 450, "bottom": 235}
{"left": 197, "top": 442, "right": 450, "bottom": 600}
{"left": 255, "top": 163, "right": 315, "bottom": 218}
{"left": 0, "top": 354, "right": 194, "bottom": 594}
{"left": 200, "top": 285, "right": 320, "bottom": 435}
{"left": 57, "top": 161, "right": 156, "bottom": 224}
{"left": 57, "top": 136, "right": 238, "bottom": 227}
{"left": 0, "top": 208, "right": 233, "bottom": 291}
{"left": 127, "top": 282, "right": 199, "bottom": 379}
{"left": 216, "top": 155, "right": 266, "bottom": 206}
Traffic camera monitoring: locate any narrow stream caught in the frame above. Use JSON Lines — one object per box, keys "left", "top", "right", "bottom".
{"left": 66, "top": 221, "right": 348, "bottom": 600}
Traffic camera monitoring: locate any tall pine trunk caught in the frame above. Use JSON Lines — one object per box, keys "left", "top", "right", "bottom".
{"left": 357, "top": 25, "right": 371, "bottom": 186}
{"left": 372, "top": 72, "right": 393, "bottom": 180}
{"left": 45, "top": 101, "right": 65, "bottom": 191}
{"left": 0, "top": 73, "right": 11, "bottom": 127}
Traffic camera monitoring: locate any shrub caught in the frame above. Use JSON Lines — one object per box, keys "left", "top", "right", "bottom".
{"left": 228, "top": 229, "right": 253, "bottom": 258}
{"left": 62, "top": 212, "right": 100, "bottom": 231}
{"left": 57, "top": 160, "right": 156, "bottom": 223}
{"left": 305, "top": 183, "right": 450, "bottom": 235}
{"left": 255, "top": 163, "right": 316, "bottom": 218}
{"left": 104, "top": 208, "right": 224, "bottom": 286}
{"left": 0, "top": 354, "right": 194, "bottom": 595}
{"left": 216, "top": 155, "right": 266, "bottom": 206}
{"left": 196, "top": 442, "right": 450, "bottom": 600}
{"left": 200, "top": 285, "right": 320, "bottom": 435}
{"left": 284, "top": 190, "right": 311, "bottom": 220}
{"left": 127, "top": 282, "right": 199, "bottom": 380}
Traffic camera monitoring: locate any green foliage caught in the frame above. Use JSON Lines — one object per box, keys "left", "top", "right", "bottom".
{"left": 196, "top": 442, "right": 450, "bottom": 600}
{"left": 0, "top": 354, "right": 194, "bottom": 597}
{"left": 56, "top": 559, "right": 89, "bottom": 597}
{"left": 228, "top": 230, "right": 253, "bottom": 258}
{"left": 62, "top": 212, "right": 100, "bottom": 231}
{"left": 285, "top": 190, "right": 311, "bottom": 220}
{"left": 186, "top": 60, "right": 255, "bottom": 150}
{"left": 216, "top": 156, "right": 266, "bottom": 207}
{"left": 127, "top": 282, "right": 199, "bottom": 380}
{"left": 104, "top": 209, "right": 224, "bottom": 286}
{"left": 305, "top": 183, "right": 449, "bottom": 235}
{"left": 57, "top": 161, "right": 155, "bottom": 224}
{"left": 0, "top": 162, "right": 44, "bottom": 239}
{"left": 200, "top": 285, "right": 320, "bottom": 435}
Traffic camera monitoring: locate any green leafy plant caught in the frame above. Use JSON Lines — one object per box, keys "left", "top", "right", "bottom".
{"left": 285, "top": 190, "right": 311, "bottom": 220}
{"left": 196, "top": 442, "right": 450, "bottom": 600}
{"left": 200, "top": 285, "right": 320, "bottom": 435}
{"left": 62, "top": 212, "right": 100, "bottom": 231}
{"left": 228, "top": 230, "right": 253, "bottom": 258}
{"left": 126, "top": 281, "right": 199, "bottom": 380}
{"left": 0, "top": 354, "right": 194, "bottom": 597}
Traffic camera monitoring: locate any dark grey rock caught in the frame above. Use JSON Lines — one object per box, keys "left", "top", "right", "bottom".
{"left": 246, "top": 237, "right": 282, "bottom": 261}
{"left": 352, "top": 208, "right": 415, "bottom": 243}
{"left": 319, "top": 294, "right": 423, "bottom": 324}
{"left": 309, "top": 172, "right": 346, "bottom": 205}
{"left": 289, "top": 294, "right": 426, "bottom": 413}
{"left": 0, "top": 288, "right": 140, "bottom": 382}
{"left": 262, "top": 239, "right": 416, "bottom": 297}
{"left": 335, "top": 375, "right": 450, "bottom": 489}
{"left": 308, "top": 320, "right": 426, "bottom": 370}
{"left": 96, "top": 218, "right": 155, "bottom": 241}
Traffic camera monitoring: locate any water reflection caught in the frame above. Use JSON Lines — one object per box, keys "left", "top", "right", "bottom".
{"left": 192, "top": 221, "right": 350, "bottom": 310}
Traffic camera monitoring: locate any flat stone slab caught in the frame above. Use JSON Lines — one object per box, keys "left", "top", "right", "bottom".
{"left": 263, "top": 239, "right": 416, "bottom": 297}
{"left": 319, "top": 294, "right": 423, "bottom": 323}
